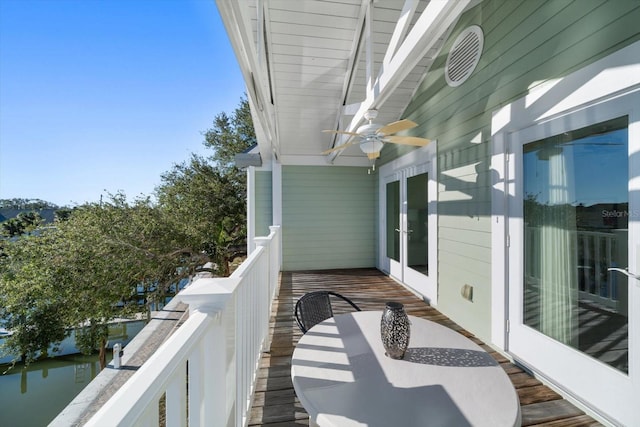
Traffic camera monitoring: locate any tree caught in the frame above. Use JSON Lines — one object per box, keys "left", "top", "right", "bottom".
{"left": 0, "top": 96, "right": 256, "bottom": 368}
{"left": 50, "top": 195, "right": 150, "bottom": 368}
{"left": 0, "top": 197, "right": 143, "bottom": 368}
{"left": 1, "top": 211, "right": 44, "bottom": 238}
{"left": 203, "top": 95, "right": 256, "bottom": 172}
{"left": 157, "top": 155, "right": 246, "bottom": 276}
{"left": 158, "top": 96, "right": 255, "bottom": 275}
{"left": 54, "top": 207, "right": 73, "bottom": 222}
{"left": 0, "top": 198, "right": 59, "bottom": 210}
{"left": 0, "top": 230, "right": 67, "bottom": 366}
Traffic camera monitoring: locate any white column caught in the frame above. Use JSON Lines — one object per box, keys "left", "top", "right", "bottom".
{"left": 272, "top": 159, "right": 282, "bottom": 228}
{"left": 247, "top": 166, "right": 256, "bottom": 254}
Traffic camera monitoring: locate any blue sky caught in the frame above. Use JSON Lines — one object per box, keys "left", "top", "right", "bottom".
{"left": 0, "top": 0, "right": 246, "bottom": 207}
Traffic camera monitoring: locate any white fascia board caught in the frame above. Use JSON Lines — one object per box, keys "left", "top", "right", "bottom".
{"left": 216, "top": 0, "right": 278, "bottom": 158}
{"left": 247, "top": 95, "right": 274, "bottom": 164}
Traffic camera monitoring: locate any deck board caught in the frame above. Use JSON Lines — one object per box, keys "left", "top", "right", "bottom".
{"left": 248, "top": 269, "right": 602, "bottom": 426}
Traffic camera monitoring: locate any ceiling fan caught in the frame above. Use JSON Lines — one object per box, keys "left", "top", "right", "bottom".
{"left": 322, "top": 110, "right": 431, "bottom": 161}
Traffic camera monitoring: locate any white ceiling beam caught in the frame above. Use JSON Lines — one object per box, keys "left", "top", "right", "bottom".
{"left": 383, "top": 0, "right": 419, "bottom": 69}
{"left": 365, "top": 1, "right": 374, "bottom": 102}
{"left": 326, "top": 0, "right": 369, "bottom": 151}
{"left": 330, "top": 0, "right": 470, "bottom": 162}
{"left": 377, "top": 0, "right": 471, "bottom": 105}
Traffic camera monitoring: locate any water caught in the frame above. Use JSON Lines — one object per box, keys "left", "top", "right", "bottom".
{"left": 0, "top": 321, "right": 146, "bottom": 427}
{"left": 0, "top": 279, "right": 190, "bottom": 426}
{"left": 0, "top": 353, "right": 102, "bottom": 427}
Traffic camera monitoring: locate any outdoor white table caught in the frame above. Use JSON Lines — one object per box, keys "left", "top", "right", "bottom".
{"left": 291, "top": 311, "right": 521, "bottom": 427}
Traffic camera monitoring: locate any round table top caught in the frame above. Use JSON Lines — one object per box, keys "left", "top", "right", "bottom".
{"left": 291, "top": 311, "right": 521, "bottom": 427}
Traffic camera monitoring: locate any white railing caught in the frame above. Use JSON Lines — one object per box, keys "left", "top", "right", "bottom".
{"left": 85, "top": 226, "right": 281, "bottom": 427}
{"left": 524, "top": 226, "right": 627, "bottom": 309}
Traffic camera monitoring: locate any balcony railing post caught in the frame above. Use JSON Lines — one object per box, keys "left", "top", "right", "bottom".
{"left": 179, "top": 278, "right": 237, "bottom": 427}
{"left": 268, "top": 225, "right": 281, "bottom": 297}
{"left": 188, "top": 311, "right": 227, "bottom": 427}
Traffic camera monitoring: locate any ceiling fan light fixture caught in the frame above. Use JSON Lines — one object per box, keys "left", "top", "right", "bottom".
{"left": 321, "top": 110, "right": 428, "bottom": 165}
{"left": 360, "top": 139, "right": 383, "bottom": 157}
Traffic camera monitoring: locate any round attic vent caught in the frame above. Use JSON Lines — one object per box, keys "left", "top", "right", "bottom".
{"left": 445, "top": 25, "right": 484, "bottom": 87}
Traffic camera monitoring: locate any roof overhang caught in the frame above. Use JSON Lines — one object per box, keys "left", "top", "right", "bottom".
{"left": 216, "top": 0, "right": 475, "bottom": 167}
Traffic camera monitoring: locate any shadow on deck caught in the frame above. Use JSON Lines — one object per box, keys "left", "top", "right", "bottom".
{"left": 249, "top": 268, "right": 602, "bottom": 427}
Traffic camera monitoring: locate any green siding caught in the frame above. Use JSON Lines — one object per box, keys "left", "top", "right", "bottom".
{"left": 254, "top": 170, "right": 272, "bottom": 237}
{"left": 282, "top": 165, "right": 376, "bottom": 271}
{"left": 392, "top": 0, "right": 640, "bottom": 341}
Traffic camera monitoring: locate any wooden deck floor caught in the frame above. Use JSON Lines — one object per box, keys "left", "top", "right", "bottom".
{"left": 249, "top": 269, "right": 603, "bottom": 426}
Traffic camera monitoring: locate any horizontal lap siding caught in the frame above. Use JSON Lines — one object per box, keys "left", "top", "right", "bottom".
{"left": 438, "top": 143, "right": 493, "bottom": 339}
{"left": 255, "top": 171, "right": 273, "bottom": 238}
{"left": 392, "top": 0, "right": 640, "bottom": 341}
{"left": 282, "top": 165, "right": 376, "bottom": 271}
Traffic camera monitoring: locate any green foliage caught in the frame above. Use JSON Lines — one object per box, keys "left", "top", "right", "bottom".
{"left": 54, "top": 208, "right": 73, "bottom": 222}
{"left": 0, "top": 96, "right": 256, "bottom": 367}
{"left": 1, "top": 211, "right": 44, "bottom": 237}
{"left": 159, "top": 96, "right": 254, "bottom": 275}
{"left": 203, "top": 95, "right": 256, "bottom": 172}
{"left": 75, "top": 322, "right": 109, "bottom": 356}
{"left": 0, "top": 230, "right": 70, "bottom": 363}
{"left": 157, "top": 155, "right": 246, "bottom": 276}
{"left": 0, "top": 198, "right": 59, "bottom": 210}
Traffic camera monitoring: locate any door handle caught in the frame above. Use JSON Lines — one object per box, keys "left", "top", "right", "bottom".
{"left": 607, "top": 267, "right": 640, "bottom": 281}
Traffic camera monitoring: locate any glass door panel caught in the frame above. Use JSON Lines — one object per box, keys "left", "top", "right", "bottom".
{"left": 386, "top": 180, "right": 400, "bottom": 262}
{"left": 522, "top": 116, "right": 628, "bottom": 373}
{"left": 407, "top": 173, "right": 428, "bottom": 275}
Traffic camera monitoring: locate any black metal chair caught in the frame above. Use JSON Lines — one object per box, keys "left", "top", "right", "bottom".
{"left": 294, "top": 291, "right": 361, "bottom": 333}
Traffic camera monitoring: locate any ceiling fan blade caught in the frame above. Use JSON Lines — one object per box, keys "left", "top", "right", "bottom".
{"left": 322, "top": 129, "right": 361, "bottom": 137}
{"left": 385, "top": 135, "right": 431, "bottom": 146}
{"left": 378, "top": 119, "right": 417, "bottom": 136}
{"left": 321, "top": 140, "right": 359, "bottom": 154}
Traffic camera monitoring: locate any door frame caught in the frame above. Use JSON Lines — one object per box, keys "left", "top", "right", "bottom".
{"left": 378, "top": 143, "right": 438, "bottom": 305}
{"left": 491, "top": 40, "right": 640, "bottom": 426}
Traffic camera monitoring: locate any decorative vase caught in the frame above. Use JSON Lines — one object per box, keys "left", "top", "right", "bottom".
{"left": 380, "top": 301, "right": 410, "bottom": 359}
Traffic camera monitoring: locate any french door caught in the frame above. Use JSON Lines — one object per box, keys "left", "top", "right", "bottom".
{"left": 507, "top": 91, "right": 640, "bottom": 425}
{"left": 382, "top": 159, "right": 437, "bottom": 303}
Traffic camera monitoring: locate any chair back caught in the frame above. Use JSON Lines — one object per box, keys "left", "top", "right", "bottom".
{"left": 294, "top": 291, "right": 361, "bottom": 333}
